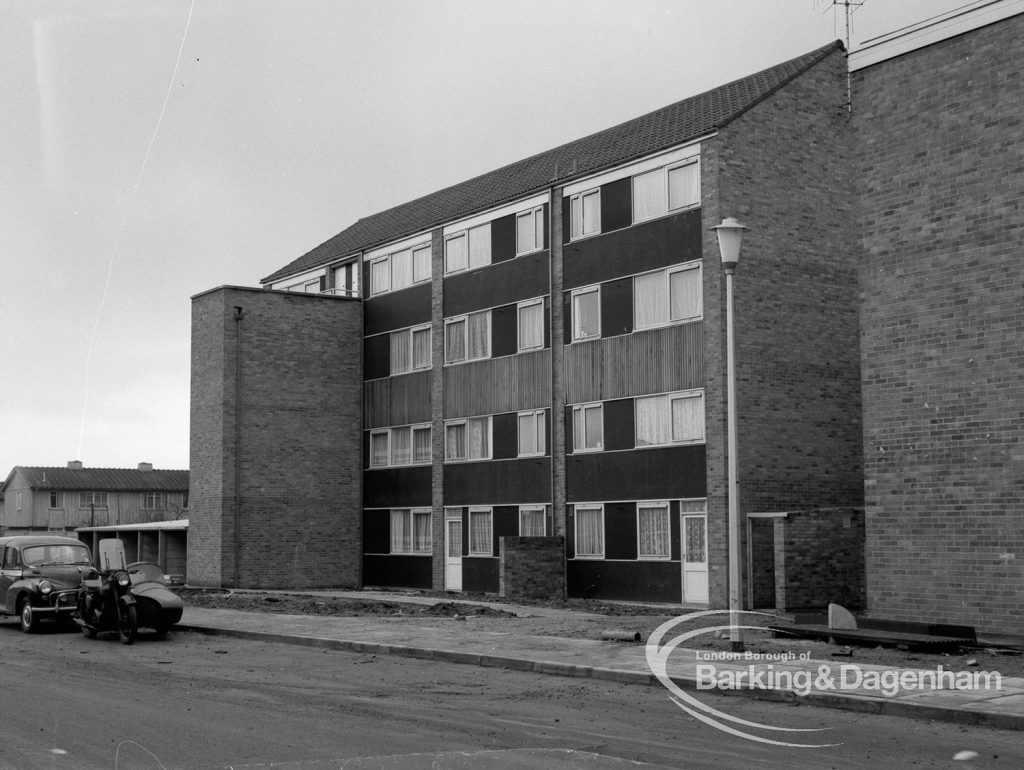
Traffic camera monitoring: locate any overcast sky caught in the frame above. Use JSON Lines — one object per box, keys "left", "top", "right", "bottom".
{"left": 0, "top": 0, "right": 975, "bottom": 475}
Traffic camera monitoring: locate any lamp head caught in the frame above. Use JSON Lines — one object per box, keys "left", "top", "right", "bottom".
{"left": 711, "top": 218, "right": 749, "bottom": 272}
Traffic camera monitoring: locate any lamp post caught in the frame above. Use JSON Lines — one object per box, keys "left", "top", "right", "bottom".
{"left": 712, "top": 217, "right": 748, "bottom": 653}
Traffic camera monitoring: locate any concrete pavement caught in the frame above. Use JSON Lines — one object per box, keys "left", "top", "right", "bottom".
{"left": 175, "top": 591, "right": 1024, "bottom": 732}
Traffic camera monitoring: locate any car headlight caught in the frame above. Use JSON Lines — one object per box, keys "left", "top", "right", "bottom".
{"left": 39, "top": 580, "right": 53, "bottom": 595}
{"left": 116, "top": 572, "right": 130, "bottom": 587}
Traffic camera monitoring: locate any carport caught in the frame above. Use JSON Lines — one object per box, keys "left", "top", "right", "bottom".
{"left": 76, "top": 518, "right": 188, "bottom": 583}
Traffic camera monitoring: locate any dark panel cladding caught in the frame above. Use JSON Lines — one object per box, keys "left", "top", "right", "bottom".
{"left": 363, "top": 555, "right": 432, "bottom": 589}
{"left": 491, "top": 304, "right": 518, "bottom": 359}
{"left": 567, "top": 560, "right": 681, "bottom": 602}
{"left": 604, "top": 502, "right": 637, "bottom": 560}
{"left": 492, "top": 214, "right": 516, "bottom": 263}
{"left": 445, "top": 252, "right": 550, "bottom": 316}
{"left": 462, "top": 557, "right": 500, "bottom": 593}
{"left": 601, "top": 278, "right": 633, "bottom": 338}
{"left": 495, "top": 505, "right": 519, "bottom": 544}
{"left": 564, "top": 208, "right": 702, "bottom": 290}
{"left": 604, "top": 398, "right": 635, "bottom": 451}
{"left": 492, "top": 412, "right": 518, "bottom": 460}
{"left": 364, "top": 336, "right": 389, "bottom": 381}
{"left": 364, "top": 282, "right": 432, "bottom": 336}
{"left": 567, "top": 445, "right": 707, "bottom": 501}
{"left": 670, "top": 501, "right": 682, "bottom": 561}
{"left": 363, "top": 510, "right": 390, "bottom": 554}
{"left": 364, "top": 467, "right": 432, "bottom": 508}
{"left": 601, "top": 177, "right": 633, "bottom": 233}
{"left": 444, "top": 458, "right": 552, "bottom": 506}
{"left": 562, "top": 292, "right": 572, "bottom": 346}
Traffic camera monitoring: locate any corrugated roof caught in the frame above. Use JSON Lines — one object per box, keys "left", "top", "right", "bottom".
{"left": 10, "top": 467, "right": 189, "bottom": 492}
{"left": 262, "top": 41, "right": 843, "bottom": 285}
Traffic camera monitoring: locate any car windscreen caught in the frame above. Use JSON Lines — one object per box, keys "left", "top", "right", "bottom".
{"left": 22, "top": 544, "right": 92, "bottom": 567}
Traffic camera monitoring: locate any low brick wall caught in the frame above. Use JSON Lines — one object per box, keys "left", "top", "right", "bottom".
{"left": 500, "top": 536, "right": 565, "bottom": 600}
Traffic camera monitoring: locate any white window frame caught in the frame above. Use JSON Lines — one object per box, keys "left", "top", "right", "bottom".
{"left": 517, "top": 409, "right": 546, "bottom": 457}
{"left": 516, "top": 206, "right": 545, "bottom": 255}
{"left": 444, "top": 416, "right": 492, "bottom": 462}
{"left": 634, "top": 262, "right": 702, "bottom": 330}
{"left": 572, "top": 402, "right": 604, "bottom": 453}
{"left": 519, "top": 505, "right": 548, "bottom": 537}
{"left": 390, "top": 324, "right": 432, "bottom": 375}
{"left": 141, "top": 491, "right": 166, "bottom": 510}
{"left": 468, "top": 507, "right": 493, "bottom": 556}
{"left": 79, "top": 491, "right": 107, "bottom": 509}
{"left": 570, "top": 286, "right": 601, "bottom": 342}
{"left": 574, "top": 504, "right": 605, "bottom": 559}
{"left": 634, "top": 390, "right": 705, "bottom": 447}
{"left": 637, "top": 502, "right": 672, "bottom": 560}
{"left": 444, "top": 224, "right": 491, "bottom": 275}
{"left": 517, "top": 299, "right": 545, "bottom": 352}
{"left": 49, "top": 491, "right": 63, "bottom": 509}
{"left": 632, "top": 158, "right": 701, "bottom": 224}
{"left": 368, "top": 243, "right": 431, "bottom": 296}
{"left": 444, "top": 310, "right": 490, "bottom": 364}
{"left": 569, "top": 188, "right": 601, "bottom": 240}
{"left": 390, "top": 508, "right": 432, "bottom": 554}
{"left": 369, "top": 424, "right": 432, "bottom": 467}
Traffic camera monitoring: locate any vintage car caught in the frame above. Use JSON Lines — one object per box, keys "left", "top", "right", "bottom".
{"left": 0, "top": 535, "right": 93, "bottom": 632}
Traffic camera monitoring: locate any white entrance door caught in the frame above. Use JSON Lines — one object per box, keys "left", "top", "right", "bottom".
{"left": 445, "top": 510, "right": 462, "bottom": 591}
{"left": 681, "top": 513, "right": 709, "bottom": 604}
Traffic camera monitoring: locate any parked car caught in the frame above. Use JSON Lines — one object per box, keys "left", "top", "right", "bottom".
{"left": 0, "top": 535, "right": 93, "bottom": 632}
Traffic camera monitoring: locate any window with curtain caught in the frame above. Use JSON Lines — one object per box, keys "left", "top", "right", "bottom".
{"left": 412, "top": 245, "right": 431, "bottom": 283}
{"left": 412, "top": 510, "right": 432, "bottom": 553}
{"left": 445, "top": 233, "right": 467, "bottom": 274}
{"left": 667, "top": 160, "right": 700, "bottom": 211}
{"left": 635, "top": 391, "right": 705, "bottom": 446}
{"left": 570, "top": 189, "right": 600, "bottom": 240}
{"left": 517, "top": 300, "right": 544, "bottom": 351}
{"left": 390, "top": 508, "right": 432, "bottom": 554}
{"left": 390, "top": 426, "right": 412, "bottom": 465}
{"left": 445, "top": 318, "right": 467, "bottom": 363}
{"left": 633, "top": 168, "right": 666, "bottom": 223}
{"left": 638, "top": 503, "right": 671, "bottom": 559}
{"left": 572, "top": 287, "right": 600, "bottom": 341}
{"left": 519, "top": 506, "right": 547, "bottom": 536}
{"left": 634, "top": 263, "right": 701, "bottom": 330}
{"left": 390, "top": 509, "right": 411, "bottom": 553}
{"left": 575, "top": 506, "right": 604, "bottom": 557}
{"left": 412, "top": 326, "right": 431, "bottom": 370}
{"left": 391, "top": 249, "right": 412, "bottom": 291}
{"left": 469, "top": 508, "right": 492, "bottom": 555}
{"left": 370, "top": 258, "right": 390, "bottom": 295}
{"left": 390, "top": 329, "right": 411, "bottom": 375}
{"left": 681, "top": 500, "right": 707, "bottom": 563}
{"left": 516, "top": 207, "right": 544, "bottom": 255}
{"left": 468, "top": 224, "right": 491, "bottom": 269}
{"left": 517, "top": 410, "right": 545, "bottom": 456}
{"left": 467, "top": 311, "right": 490, "bottom": 359}
{"left": 572, "top": 403, "right": 603, "bottom": 452}
{"left": 412, "top": 425, "right": 431, "bottom": 464}
{"left": 445, "top": 417, "right": 490, "bottom": 461}
{"left": 370, "top": 431, "right": 389, "bottom": 467}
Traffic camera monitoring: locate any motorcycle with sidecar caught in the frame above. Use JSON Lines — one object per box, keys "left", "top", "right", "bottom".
{"left": 75, "top": 539, "right": 184, "bottom": 644}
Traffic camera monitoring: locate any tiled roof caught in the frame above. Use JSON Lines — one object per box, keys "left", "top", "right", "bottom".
{"left": 262, "top": 41, "right": 843, "bottom": 285}
{"left": 9, "top": 467, "right": 189, "bottom": 492}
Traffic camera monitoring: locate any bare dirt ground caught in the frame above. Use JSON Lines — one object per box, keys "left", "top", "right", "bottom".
{"left": 177, "top": 587, "right": 1024, "bottom": 678}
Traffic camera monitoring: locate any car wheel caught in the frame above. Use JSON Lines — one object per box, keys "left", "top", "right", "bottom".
{"left": 19, "top": 599, "right": 40, "bottom": 634}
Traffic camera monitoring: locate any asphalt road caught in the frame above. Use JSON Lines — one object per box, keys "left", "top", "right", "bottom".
{"left": 2, "top": 620, "right": 1022, "bottom": 769}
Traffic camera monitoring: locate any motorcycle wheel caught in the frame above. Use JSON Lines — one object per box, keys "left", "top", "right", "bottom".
{"left": 117, "top": 604, "right": 138, "bottom": 645}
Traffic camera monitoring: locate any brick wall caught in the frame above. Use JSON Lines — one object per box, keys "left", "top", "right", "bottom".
{"left": 853, "top": 15, "right": 1024, "bottom": 634}
{"left": 704, "top": 46, "right": 864, "bottom": 608}
{"left": 499, "top": 536, "right": 565, "bottom": 600}
{"left": 189, "top": 287, "right": 363, "bottom": 588}
{"left": 783, "top": 508, "right": 865, "bottom": 611}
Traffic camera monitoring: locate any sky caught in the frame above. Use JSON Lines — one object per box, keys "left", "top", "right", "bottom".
{"left": 0, "top": 0, "right": 979, "bottom": 476}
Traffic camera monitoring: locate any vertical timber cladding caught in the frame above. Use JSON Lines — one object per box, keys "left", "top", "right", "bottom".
{"left": 188, "top": 287, "right": 363, "bottom": 589}
{"left": 853, "top": 15, "right": 1024, "bottom": 634}
{"left": 362, "top": 279, "right": 434, "bottom": 589}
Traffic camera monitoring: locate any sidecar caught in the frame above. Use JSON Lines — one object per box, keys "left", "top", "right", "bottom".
{"left": 126, "top": 562, "right": 184, "bottom": 635}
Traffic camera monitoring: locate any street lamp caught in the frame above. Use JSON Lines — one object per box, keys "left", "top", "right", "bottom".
{"left": 712, "top": 217, "right": 748, "bottom": 653}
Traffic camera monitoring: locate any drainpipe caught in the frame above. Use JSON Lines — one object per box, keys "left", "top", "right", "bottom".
{"left": 233, "top": 305, "right": 244, "bottom": 588}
